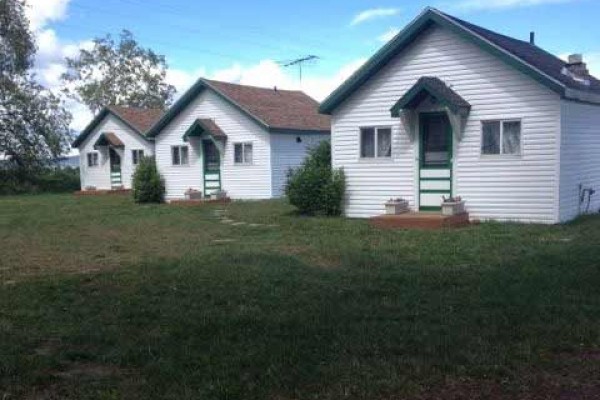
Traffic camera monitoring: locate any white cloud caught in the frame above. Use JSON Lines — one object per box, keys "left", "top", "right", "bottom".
{"left": 21, "top": 0, "right": 95, "bottom": 136}
{"left": 167, "top": 58, "right": 367, "bottom": 103}
{"left": 455, "top": 0, "right": 574, "bottom": 11}
{"left": 24, "top": 0, "right": 70, "bottom": 31}
{"left": 166, "top": 67, "right": 207, "bottom": 96}
{"left": 378, "top": 27, "right": 400, "bottom": 43}
{"left": 351, "top": 8, "right": 399, "bottom": 26}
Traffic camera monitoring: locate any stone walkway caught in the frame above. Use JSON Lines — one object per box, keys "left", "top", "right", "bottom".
{"left": 212, "top": 209, "right": 279, "bottom": 228}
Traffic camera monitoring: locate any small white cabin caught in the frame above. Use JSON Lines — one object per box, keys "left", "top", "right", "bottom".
{"left": 73, "top": 106, "right": 164, "bottom": 191}
{"left": 146, "top": 79, "right": 330, "bottom": 200}
{"left": 320, "top": 7, "right": 600, "bottom": 224}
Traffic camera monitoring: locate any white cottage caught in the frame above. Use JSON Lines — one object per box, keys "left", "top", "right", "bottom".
{"left": 73, "top": 106, "right": 164, "bottom": 190}
{"left": 146, "top": 79, "right": 330, "bottom": 200}
{"left": 320, "top": 7, "right": 600, "bottom": 224}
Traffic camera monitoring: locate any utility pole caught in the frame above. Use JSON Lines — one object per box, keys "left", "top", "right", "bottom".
{"left": 278, "top": 55, "right": 320, "bottom": 86}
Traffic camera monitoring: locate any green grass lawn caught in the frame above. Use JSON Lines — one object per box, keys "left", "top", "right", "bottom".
{"left": 1, "top": 194, "right": 599, "bottom": 399}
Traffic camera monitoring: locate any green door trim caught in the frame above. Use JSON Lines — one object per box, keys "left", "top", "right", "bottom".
{"left": 418, "top": 111, "right": 453, "bottom": 211}
{"left": 109, "top": 147, "right": 122, "bottom": 188}
{"left": 202, "top": 139, "right": 221, "bottom": 196}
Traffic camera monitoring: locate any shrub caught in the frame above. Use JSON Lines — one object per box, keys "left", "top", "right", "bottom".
{"left": 0, "top": 167, "right": 80, "bottom": 195}
{"left": 285, "top": 141, "right": 345, "bottom": 216}
{"left": 132, "top": 156, "right": 165, "bottom": 203}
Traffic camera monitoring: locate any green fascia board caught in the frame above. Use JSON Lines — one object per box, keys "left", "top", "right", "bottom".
{"left": 182, "top": 119, "right": 227, "bottom": 143}
{"left": 94, "top": 133, "right": 123, "bottom": 148}
{"left": 182, "top": 121, "right": 204, "bottom": 142}
{"left": 390, "top": 81, "right": 470, "bottom": 117}
{"left": 147, "top": 78, "right": 269, "bottom": 138}
{"left": 72, "top": 107, "right": 151, "bottom": 148}
{"left": 319, "top": 8, "right": 565, "bottom": 115}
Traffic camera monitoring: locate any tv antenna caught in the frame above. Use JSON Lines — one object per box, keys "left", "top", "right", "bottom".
{"left": 278, "top": 55, "right": 320, "bottom": 85}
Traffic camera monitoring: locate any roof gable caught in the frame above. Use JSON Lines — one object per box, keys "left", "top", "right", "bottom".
{"left": 146, "top": 78, "right": 330, "bottom": 138}
{"left": 320, "top": 8, "right": 600, "bottom": 114}
{"left": 72, "top": 106, "right": 164, "bottom": 148}
{"left": 390, "top": 77, "right": 471, "bottom": 117}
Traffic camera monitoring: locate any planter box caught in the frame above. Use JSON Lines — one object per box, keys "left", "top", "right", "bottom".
{"left": 185, "top": 190, "right": 203, "bottom": 200}
{"left": 441, "top": 200, "right": 466, "bottom": 216}
{"left": 385, "top": 200, "right": 409, "bottom": 215}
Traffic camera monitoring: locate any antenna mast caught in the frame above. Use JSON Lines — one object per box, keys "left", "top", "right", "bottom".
{"left": 278, "top": 55, "right": 320, "bottom": 85}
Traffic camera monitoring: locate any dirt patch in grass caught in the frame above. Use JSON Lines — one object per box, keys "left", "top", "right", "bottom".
{"left": 51, "top": 362, "right": 122, "bottom": 380}
{"left": 23, "top": 357, "right": 142, "bottom": 400}
{"left": 278, "top": 244, "right": 340, "bottom": 269}
{"left": 416, "top": 350, "right": 600, "bottom": 400}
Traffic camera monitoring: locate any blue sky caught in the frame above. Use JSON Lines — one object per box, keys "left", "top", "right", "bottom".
{"left": 26, "top": 0, "right": 600, "bottom": 131}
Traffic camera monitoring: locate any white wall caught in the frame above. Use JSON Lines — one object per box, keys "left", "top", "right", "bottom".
{"left": 78, "top": 115, "right": 154, "bottom": 190}
{"left": 331, "top": 25, "right": 561, "bottom": 223}
{"left": 270, "top": 133, "right": 329, "bottom": 197}
{"left": 155, "top": 90, "right": 273, "bottom": 200}
{"left": 559, "top": 100, "right": 600, "bottom": 222}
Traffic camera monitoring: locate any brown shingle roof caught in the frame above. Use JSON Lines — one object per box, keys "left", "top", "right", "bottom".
{"left": 94, "top": 132, "right": 124, "bottom": 147}
{"left": 202, "top": 79, "right": 331, "bottom": 132}
{"left": 108, "top": 106, "right": 166, "bottom": 135}
{"left": 196, "top": 118, "right": 226, "bottom": 138}
{"left": 72, "top": 106, "right": 166, "bottom": 148}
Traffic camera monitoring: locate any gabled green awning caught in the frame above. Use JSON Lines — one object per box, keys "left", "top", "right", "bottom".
{"left": 182, "top": 119, "right": 227, "bottom": 142}
{"left": 390, "top": 77, "right": 471, "bottom": 117}
{"left": 94, "top": 132, "right": 124, "bottom": 148}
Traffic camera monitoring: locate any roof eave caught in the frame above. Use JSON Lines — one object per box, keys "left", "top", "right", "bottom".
{"left": 319, "top": 7, "right": 567, "bottom": 115}
{"left": 147, "top": 78, "right": 272, "bottom": 138}
{"left": 564, "top": 88, "right": 600, "bottom": 105}
{"left": 269, "top": 127, "right": 331, "bottom": 135}
{"left": 72, "top": 106, "right": 151, "bottom": 148}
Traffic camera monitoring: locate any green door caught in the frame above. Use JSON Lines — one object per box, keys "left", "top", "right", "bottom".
{"left": 419, "top": 112, "right": 452, "bottom": 211}
{"left": 202, "top": 140, "right": 221, "bottom": 196}
{"left": 109, "top": 147, "right": 122, "bottom": 188}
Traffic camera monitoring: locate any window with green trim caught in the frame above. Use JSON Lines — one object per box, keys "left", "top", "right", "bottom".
{"left": 87, "top": 152, "right": 99, "bottom": 167}
{"left": 482, "top": 120, "right": 521, "bottom": 155}
{"left": 234, "top": 142, "right": 253, "bottom": 165}
{"left": 171, "top": 146, "right": 189, "bottom": 166}
{"left": 131, "top": 149, "right": 144, "bottom": 165}
{"left": 360, "top": 127, "right": 391, "bottom": 158}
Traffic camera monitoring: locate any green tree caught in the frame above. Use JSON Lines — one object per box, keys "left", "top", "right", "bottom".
{"left": 0, "top": 0, "right": 34, "bottom": 74}
{"left": 285, "top": 141, "right": 345, "bottom": 216}
{"left": 62, "top": 30, "right": 176, "bottom": 115}
{"left": 132, "top": 156, "right": 165, "bottom": 203}
{"left": 0, "top": 0, "right": 72, "bottom": 170}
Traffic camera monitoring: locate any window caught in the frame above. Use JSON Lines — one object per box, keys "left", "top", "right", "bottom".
{"left": 131, "top": 149, "right": 144, "bottom": 165}
{"left": 482, "top": 120, "right": 521, "bottom": 155}
{"left": 87, "top": 152, "right": 99, "bottom": 167}
{"left": 360, "top": 127, "right": 392, "bottom": 158}
{"left": 171, "top": 146, "right": 189, "bottom": 165}
{"left": 234, "top": 143, "right": 253, "bottom": 165}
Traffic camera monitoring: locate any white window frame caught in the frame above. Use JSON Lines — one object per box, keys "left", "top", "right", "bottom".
{"left": 233, "top": 142, "right": 253, "bottom": 165}
{"left": 87, "top": 152, "right": 99, "bottom": 167}
{"left": 131, "top": 149, "right": 144, "bottom": 165}
{"left": 480, "top": 119, "right": 522, "bottom": 157}
{"left": 171, "top": 145, "right": 189, "bottom": 166}
{"left": 359, "top": 126, "right": 392, "bottom": 159}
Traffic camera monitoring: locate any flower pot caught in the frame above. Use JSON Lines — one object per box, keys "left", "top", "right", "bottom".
{"left": 385, "top": 200, "right": 409, "bottom": 215}
{"left": 185, "top": 190, "right": 202, "bottom": 200}
{"left": 441, "top": 200, "right": 465, "bottom": 216}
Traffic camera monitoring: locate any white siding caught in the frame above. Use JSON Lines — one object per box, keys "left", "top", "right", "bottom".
{"left": 78, "top": 115, "right": 154, "bottom": 190}
{"left": 270, "top": 133, "right": 329, "bottom": 197}
{"left": 331, "top": 25, "right": 561, "bottom": 223}
{"left": 155, "top": 90, "right": 272, "bottom": 200}
{"left": 558, "top": 100, "right": 600, "bottom": 222}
